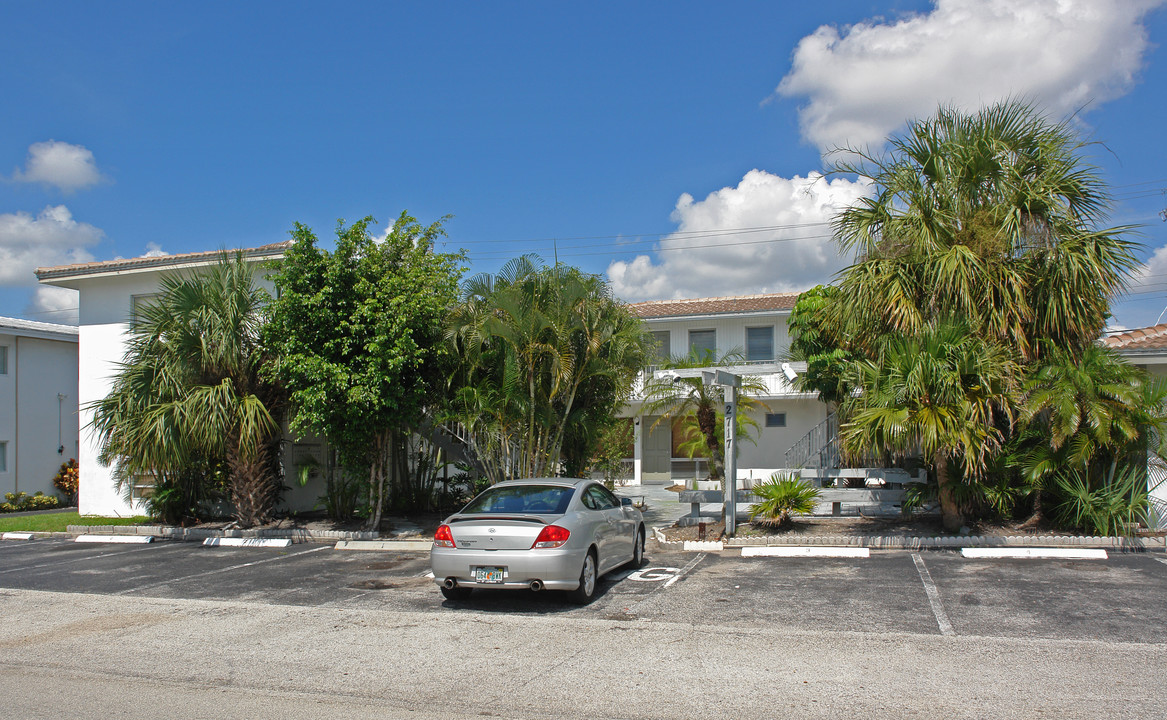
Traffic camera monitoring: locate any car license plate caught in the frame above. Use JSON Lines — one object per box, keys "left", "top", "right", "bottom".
{"left": 474, "top": 567, "right": 505, "bottom": 583}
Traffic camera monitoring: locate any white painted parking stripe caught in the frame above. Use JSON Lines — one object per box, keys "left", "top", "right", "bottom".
{"left": 115, "top": 544, "right": 330, "bottom": 595}
{"left": 912, "top": 553, "right": 954, "bottom": 637}
{"left": 1155, "top": 557, "right": 1167, "bottom": 567}
{"left": 202, "top": 537, "right": 292, "bottom": 548}
{"left": 0, "top": 542, "right": 180, "bottom": 575}
{"left": 741, "top": 546, "right": 870, "bottom": 558}
{"left": 75, "top": 535, "right": 153, "bottom": 544}
{"left": 961, "top": 548, "right": 1107, "bottom": 560}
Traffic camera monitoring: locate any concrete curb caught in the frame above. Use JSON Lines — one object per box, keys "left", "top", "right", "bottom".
{"left": 335, "top": 540, "right": 433, "bottom": 551}
{"left": 727, "top": 534, "right": 1164, "bottom": 550}
{"left": 66, "top": 524, "right": 396, "bottom": 544}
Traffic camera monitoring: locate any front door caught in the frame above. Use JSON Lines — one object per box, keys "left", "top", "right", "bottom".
{"left": 641, "top": 416, "right": 671, "bottom": 485}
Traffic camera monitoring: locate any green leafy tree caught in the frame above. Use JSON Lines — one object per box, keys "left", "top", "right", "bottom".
{"left": 829, "top": 100, "right": 1137, "bottom": 362}
{"left": 91, "top": 252, "right": 282, "bottom": 527}
{"left": 264, "top": 213, "right": 463, "bottom": 529}
{"left": 447, "top": 256, "right": 648, "bottom": 480}
{"left": 841, "top": 323, "right": 1019, "bottom": 532}
{"left": 786, "top": 285, "right": 858, "bottom": 406}
{"left": 640, "top": 349, "right": 769, "bottom": 482}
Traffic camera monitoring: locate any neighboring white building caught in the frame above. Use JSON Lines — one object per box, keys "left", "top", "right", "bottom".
{"left": 0, "top": 317, "right": 79, "bottom": 499}
{"left": 35, "top": 243, "right": 319, "bottom": 517}
{"left": 622, "top": 293, "right": 828, "bottom": 485}
{"left": 1104, "top": 324, "right": 1167, "bottom": 529}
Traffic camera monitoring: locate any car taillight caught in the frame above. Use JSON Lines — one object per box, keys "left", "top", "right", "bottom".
{"left": 434, "top": 524, "right": 456, "bottom": 548}
{"left": 531, "top": 525, "right": 570, "bottom": 549}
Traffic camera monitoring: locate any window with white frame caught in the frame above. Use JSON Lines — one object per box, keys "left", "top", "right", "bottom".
{"left": 0, "top": 345, "right": 7, "bottom": 375}
{"left": 688, "top": 329, "right": 716, "bottom": 359}
{"left": 0, "top": 442, "right": 7, "bottom": 472}
{"left": 746, "top": 326, "right": 774, "bottom": 362}
{"left": 130, "top": 293, "right": 160, "bottom": 328}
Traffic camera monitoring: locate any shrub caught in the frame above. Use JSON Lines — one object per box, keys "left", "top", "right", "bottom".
{"left": 1051, "top": 467, "right": 1148, "bottom": 537}
{"left": 1, "top": 492, "right": 61, "bottom": 513}
{"left": 748, "top": 473, "right": 822, "bottom": 529}
{"left": 53, "top": 459, "right": 79, "bottom": 504}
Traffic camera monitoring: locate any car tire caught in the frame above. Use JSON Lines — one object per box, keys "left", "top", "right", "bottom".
{"left": 568, "top": 550, "right": 598, "bottom": 605}
{"left": 631, "top": 527, "right": 645, "bottom": 567}
{"left": 441, "top": 586, "right": 473, "bottom": 601}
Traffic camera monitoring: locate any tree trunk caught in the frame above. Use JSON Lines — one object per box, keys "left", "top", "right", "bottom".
{"left": 228, "top": 441, "right": 273, "bottom": 529}
{"left": 697, "top": 405, "right": 722, "bottom": 481}
{"left": 936, "top": 452, "right": 963, "bottom": 532}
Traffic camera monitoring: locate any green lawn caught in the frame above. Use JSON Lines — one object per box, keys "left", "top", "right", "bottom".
{"left": 0, "top": 512, "right": 150, "bottom": 533}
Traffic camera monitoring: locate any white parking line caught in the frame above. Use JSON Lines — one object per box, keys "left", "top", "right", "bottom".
{"left": 912, "top": 553, "right": 954, "bottom": 636}
{"left": 0, "top": 542, "right": 177, "bottom": 575}
{"left": 1155, "top": 557, "right": 1167, "bottom": 567}
{"left": 115, "top": 544, "right": 331, "bottom": 595}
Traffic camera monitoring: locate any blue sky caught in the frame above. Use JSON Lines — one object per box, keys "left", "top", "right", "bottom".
{"left": 2, "top": 0, "right": 1166, "bottom": 329}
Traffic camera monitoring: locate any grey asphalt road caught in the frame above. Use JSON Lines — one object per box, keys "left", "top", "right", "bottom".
{"left": 1, "top": 538, "right": 1165, "bottom": 719}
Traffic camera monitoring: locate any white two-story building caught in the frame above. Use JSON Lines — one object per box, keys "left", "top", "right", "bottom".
{"left": 35, "top": 243, "right": 323, "bottom": 517}
{"left": 622, "top": 293, "right": 827, "bottom": 485}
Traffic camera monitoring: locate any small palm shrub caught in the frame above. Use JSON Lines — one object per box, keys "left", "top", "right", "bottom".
{"left": 748, "top": 473, "right": 821, "bottom": 529}
{"left": 1051, "top": 467, "right": 1148, "bottom": 537}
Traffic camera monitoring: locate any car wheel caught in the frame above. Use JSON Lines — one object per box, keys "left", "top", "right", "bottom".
{"left": 568, "top": 550, "right": 598, "bottom": 605}
{"left": 441, "top": 586, "right": 473, "bottom": 601}
{"left": 631, "top": 527, "right": 645, "bottom": 567}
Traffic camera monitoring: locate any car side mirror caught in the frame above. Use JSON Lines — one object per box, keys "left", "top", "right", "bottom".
{"left": 621, "top": 497, "right": 632, "bottom": 507}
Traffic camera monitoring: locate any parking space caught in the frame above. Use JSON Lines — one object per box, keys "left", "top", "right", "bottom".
{"left": 1, "top": 537, "right": 1165, "bottom": 644}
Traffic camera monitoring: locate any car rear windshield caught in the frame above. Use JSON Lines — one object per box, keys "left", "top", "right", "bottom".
{"left": 461, "top": 485, "right": 574, "bottom": 515}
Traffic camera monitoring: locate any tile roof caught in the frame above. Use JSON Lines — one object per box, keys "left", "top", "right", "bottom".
{"left": 35, "top": 241, "right": 293, "bottom": 281}
{"left": 0, "top": 316, "right": 79, "bottom": 338}
{"left": 629, "top": 292, "right": 801, "bottom": 319}
{"left": 1103, "top": 324, "right": 1167, "bottom": 352}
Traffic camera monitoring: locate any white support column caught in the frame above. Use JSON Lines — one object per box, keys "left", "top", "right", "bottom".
{"left": 633, "top": 416, "right": 644, "bottom": 485}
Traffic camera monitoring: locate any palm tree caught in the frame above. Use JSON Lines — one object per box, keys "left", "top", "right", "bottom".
{"left": 829, "top": 100, "right": 1138, "bottom": 362}
{"left": 447, "top": 256, "right": 649, "bottom": 479}
{"left": 1017, "top": 343, "right": 1167, "bottom": 524}
{"left": 90, "top": 252, "right": 282, "bottom": 527}
{"left": 840, "top": 323, "right": 1019, "bottom": 532}
{"left": 640, "top": 349, "right": 769, "bottom": 482}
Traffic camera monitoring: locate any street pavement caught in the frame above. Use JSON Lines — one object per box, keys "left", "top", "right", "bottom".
{"left": 1, "top": 534, "right": 1165, "bottom": 718}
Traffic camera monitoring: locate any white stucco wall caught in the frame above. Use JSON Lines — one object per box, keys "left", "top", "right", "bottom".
{"left": 647, "top": 313, "right": 792, "bottom": 363}
{"left": 77, "top": 322, "right": 139, "bottom": 516}
{"left": 61, "top": 262, "right": 292, "bottom": 518}
{"left": 0, "top": 332, "right": 78, "bottom": 499}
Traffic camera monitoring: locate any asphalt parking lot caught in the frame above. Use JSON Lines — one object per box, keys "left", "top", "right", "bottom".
{"left": 1, "top": 537, "right": 1165, "bottom": 644}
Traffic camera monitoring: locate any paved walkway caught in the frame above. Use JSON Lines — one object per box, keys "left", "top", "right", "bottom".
{"left": 613, "top": 483, "right": 687, "bottom": 529}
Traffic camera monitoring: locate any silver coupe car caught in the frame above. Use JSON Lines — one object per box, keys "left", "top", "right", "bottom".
{"left": 430, "top": 478, "right": 646, "bottom": 604}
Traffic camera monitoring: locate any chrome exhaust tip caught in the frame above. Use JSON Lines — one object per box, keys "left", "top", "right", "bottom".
{"left": 529, "top": 579, "right": 544, "bottom": 592}
{"left": 443, "top": 577, "right": 457, "bottom": 590}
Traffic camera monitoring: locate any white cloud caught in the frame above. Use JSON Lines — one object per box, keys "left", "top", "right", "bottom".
{"left": 607, "top": 170, "right": 870, "bottom": 302}
{"left": 11, "top": 140, "right": 106, "bottom": 192}
{"left": 0, "top": 205, "right": 103, "bottom": 285}
{"left": 25, "top": 286, "right": 79, "bottom": 325}
{"left": 776, "top": 0, "right": 1165, "bottom": 151}
{"left": 142, "top": 242, "right": 167, "bottom": 257}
